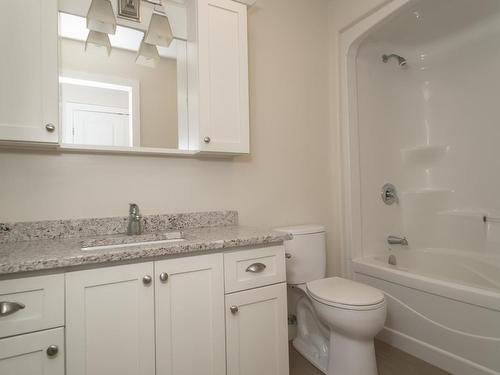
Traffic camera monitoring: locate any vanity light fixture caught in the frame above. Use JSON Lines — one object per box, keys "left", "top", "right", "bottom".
{"left": 86, "top": 0, "right": 117, "bottom": 35}
{"left": 135, "top": 38, "right": 160, "bottom": 67}
{"left": 85, "top": 30, "right": 112, "bottom": 56}
{"left": 144, "top": 11, "right": 174, "bottom": 47}
{"left": 118, "top": 0, "right": 141, "bottom": 22}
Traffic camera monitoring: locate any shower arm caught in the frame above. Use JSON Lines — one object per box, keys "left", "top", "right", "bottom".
{"left": 382, "top": 53, "right": 407, "bottom": 67}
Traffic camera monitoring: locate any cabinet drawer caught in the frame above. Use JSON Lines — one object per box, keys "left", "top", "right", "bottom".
{"left": 224, "top": 246, "right": 286, "bottom": 293}
{"left": 0, "top": 327, "right": 65, "bottom": 375}
{"left": 0, "top": 274, "right": 64, "bottom": 338}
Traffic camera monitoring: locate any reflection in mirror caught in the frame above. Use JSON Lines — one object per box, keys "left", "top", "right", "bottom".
{"left": 58, "top": 8, "right": 188, "bottom": 151}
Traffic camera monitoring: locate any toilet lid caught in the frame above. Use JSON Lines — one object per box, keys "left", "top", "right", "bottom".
{"left": 306, "top": 277, "right": 384, "bottom": 307}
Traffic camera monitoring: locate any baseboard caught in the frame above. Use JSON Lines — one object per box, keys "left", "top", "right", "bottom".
{"left": 377, "top": 327, "right": 499, "bottom": 375}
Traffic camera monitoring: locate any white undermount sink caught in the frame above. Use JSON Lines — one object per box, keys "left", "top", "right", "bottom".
{"left": 80, "top": 231, "right": 185, "bottom": 251}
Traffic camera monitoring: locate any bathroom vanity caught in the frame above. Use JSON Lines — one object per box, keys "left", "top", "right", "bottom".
{"left": 0, "top": 212, "right": 290, "bottom": 375}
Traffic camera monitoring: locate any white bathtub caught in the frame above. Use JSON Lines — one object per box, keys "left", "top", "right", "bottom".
{"left": 353, "top": 249, "right": 500, "bottom": 375}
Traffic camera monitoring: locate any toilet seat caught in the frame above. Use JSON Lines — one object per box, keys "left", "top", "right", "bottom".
{"left": 306, "top": 277, "right": 385, "bottom": 311}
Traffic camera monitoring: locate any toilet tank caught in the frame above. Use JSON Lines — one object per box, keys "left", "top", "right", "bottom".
{"left": 275, "top": 225, "right": 326, "bottom": 285}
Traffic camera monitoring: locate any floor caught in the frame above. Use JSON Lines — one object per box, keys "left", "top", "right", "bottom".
{"left": 289, "top": 340, "right": 451, "bottom": 375}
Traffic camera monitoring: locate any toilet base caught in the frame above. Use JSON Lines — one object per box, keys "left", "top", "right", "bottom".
{"left": 327, "top": 332, "right": 378, "bottom": 375}
{"left": 293, "top": 336, "right": 328, "bottom": 374}
{"left": 292, "top": 293, "right": 329, "bottom": 373}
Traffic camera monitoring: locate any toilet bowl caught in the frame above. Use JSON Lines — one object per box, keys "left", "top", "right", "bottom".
{"left": 275, "top": 225, "right": 387, "bottom": 375}
{"left": 307, "top": 277, "right": 386, "bottom": 375}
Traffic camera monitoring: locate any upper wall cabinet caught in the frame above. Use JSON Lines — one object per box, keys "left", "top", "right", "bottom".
{"left": 0, "top": 0, "right": 59, "bottom": 144}
{"left": 187, "top": 0, "right": 250, "bottom": 154}
{"left": 0, "top": 0, "right": 250, "bottom": 155}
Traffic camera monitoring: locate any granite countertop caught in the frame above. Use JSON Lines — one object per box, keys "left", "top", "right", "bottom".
{"left": 0, "top": 225, "right": 291, "bottom": 276}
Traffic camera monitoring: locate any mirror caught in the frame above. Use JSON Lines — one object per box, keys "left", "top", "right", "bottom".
{"left": 58, "top": 0, "right": 188, "bottom": 152}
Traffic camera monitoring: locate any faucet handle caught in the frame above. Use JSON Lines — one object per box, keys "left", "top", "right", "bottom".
{"left": 129, "top": 203, "right": 140, "bottom": 215}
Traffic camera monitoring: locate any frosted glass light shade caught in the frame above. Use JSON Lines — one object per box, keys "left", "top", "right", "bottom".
{"left": 87, "top": 0, "right": 117, "bottom": 35}
{"left": 85, "top": 30, "right": 112, "bottom": 56}
{"left": 144, "top": 13, "right": 174, "bottom": 47}
{"left": 136, "top": 40, "right": 160, "bottom": 68}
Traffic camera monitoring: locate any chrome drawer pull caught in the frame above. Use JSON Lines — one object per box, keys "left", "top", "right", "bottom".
{"left": 0, "top": 301, "right": 25, "bottom": 316}
{"left": 246, "top": 263, "right": 266, "bottom": 273}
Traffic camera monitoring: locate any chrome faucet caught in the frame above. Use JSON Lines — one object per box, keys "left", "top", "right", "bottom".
{"left": 127, "top": 203, "right": 143, "bottom": 235}
{"left": 387, "top": 235, "right": 408, "bottom": 246}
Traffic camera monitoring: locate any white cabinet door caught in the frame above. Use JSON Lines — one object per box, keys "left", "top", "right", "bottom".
{"left": 226, "top": 283, "right": 289, "bottom": 375}
{"left": 0, "top": 0, "right": 59, "bottom": 143}
{"left": 155, "top": 253, "right": 226, "bottom": 375}
{"left": 0, "top": 328, "right": 64, "bottom": 375}
{"left": 189, "top": 0, "right": 250, "bottom": 154}
{"left": 66, "top": 263, "right": 155, "bottom": 375}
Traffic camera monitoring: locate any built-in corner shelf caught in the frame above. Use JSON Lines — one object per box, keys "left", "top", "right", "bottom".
{"left": 401, "top": 145, "right": 449, "bottom": 167}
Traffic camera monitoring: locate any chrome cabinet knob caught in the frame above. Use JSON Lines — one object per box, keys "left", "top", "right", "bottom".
{"left": 159, "top": 272, "right": 169, "bottom": 282}
{"left": 45, "top": 123, "right": 56, "bottom": 132}
{"left": 285, "top": 253, "right": 292, "bottom": 259}
{"left": 0, "top": 301, "right": 25, "bottom": 316}
{"left": 230, "top": 305, "right": 239, "bottom": 314}
{"left": 245, "top": 263, "right": 266, "bottom": 273}
{"left": 46, "top": 345, "right": 58, "bottom": 357}
{"left": 142, "top": 275, "right": 152, "bottom": 285}
{"left": 203, "top": 136, "right": 211, "bottom": 144}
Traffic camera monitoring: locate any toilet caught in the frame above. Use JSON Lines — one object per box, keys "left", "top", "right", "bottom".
{"left": 275, "top": 225, "right": 386, "bottom": 375}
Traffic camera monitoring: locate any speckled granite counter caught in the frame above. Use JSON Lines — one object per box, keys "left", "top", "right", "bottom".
{"left": 0, "top": 212, "right": 291, "bottom": 275}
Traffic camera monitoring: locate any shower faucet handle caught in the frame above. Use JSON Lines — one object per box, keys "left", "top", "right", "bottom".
{"left": 381, "top": 183, "right": 399, "bottom": 205}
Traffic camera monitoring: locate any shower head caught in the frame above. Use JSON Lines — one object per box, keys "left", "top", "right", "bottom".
{"left": 382, "top": 54, "right": 407, "bottom": 67}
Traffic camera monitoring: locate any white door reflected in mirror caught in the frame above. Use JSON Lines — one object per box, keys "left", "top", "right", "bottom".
{"left": 60, "top": 76, "right": 137, "bottom": 147}
{"left": 68, "top": 104, "right": 130, "bottom": 147}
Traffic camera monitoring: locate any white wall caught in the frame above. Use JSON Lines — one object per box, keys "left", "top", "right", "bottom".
{"left": 0, "top": 0, "right": 338, "bottom": 273}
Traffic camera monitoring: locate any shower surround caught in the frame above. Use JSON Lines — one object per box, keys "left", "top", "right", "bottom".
{"left": 340, "top": 0, "right": 500, "bottom": 374}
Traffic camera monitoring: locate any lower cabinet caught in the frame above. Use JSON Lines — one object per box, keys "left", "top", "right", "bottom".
{"left": 66, "top": 262, "right": 156, "bottom": 375}
{"left": 155, "top": 254, "right": 226, "bottom": 375}
{"left": 0, "top": 327, "right": 64, "bottom": 375}
{"left": 65, "top": 253, "right": 226, "bottom": 375}
{"left": 62, "top": 246, "right": 288, "bottom": 375}
{"left": 225, "top": 283, "right": 289, "bottom": 375}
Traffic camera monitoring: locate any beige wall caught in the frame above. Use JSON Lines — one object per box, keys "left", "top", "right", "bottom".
{"left": 0, "top": 0, "right": 337, "bottom": 273}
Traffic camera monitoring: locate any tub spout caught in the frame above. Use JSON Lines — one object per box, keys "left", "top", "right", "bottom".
{"left": 387, "top": 236, "right": 408, "bottom": 246}
{"left": 388, "top": 254, "right": 397, "bottom": 266}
